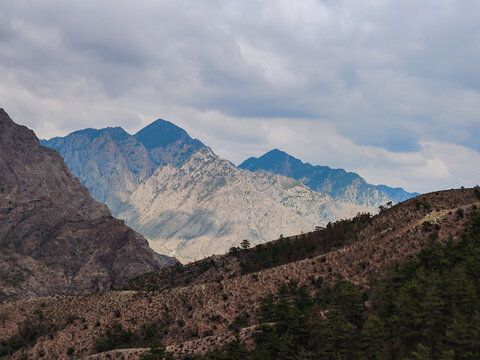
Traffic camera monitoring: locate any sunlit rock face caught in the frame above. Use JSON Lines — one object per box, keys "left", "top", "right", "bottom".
{"left": 43, "top": 118, "right": 375, "bottom": 263}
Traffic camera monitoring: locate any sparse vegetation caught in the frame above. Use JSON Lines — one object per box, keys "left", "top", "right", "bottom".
{"left": 0, "top": 319, "right": 57, "bottom": 357}
{"left": 474, "top": 185, "right": 480, "bottom": 200}
{"left": 94, "top": 322, "right": 138, "bottom": 353}
{"left": 228, "top": 312, "right": 250, "bottom": 333}
{"left": 139, "top": 342, "right": 174, "bottom": 360}
{"left": 2, "top": 189, "right": 478, "bottom": 358}
{"left": 414, "top": 199, "right": 431, "bottom": 211}
{"left": 194, "top": 210, "right": 480, "bottom": 359}
{"left": 93, "top": 317, "right": 174, "bottom": 353}
{"left": 0, "top": 291, "right": 10, "bottom": 304}
{"left": 421, "top": 220, "right": 432, "bottom": 231}
{"left": 236, "top": 213, "right": 372, "bottom": 275}
{"left": 125, "top": 213, "right": 372, "bottom": 292}
{"left": 378, "top": 201, "right": 393, "bottom": 212}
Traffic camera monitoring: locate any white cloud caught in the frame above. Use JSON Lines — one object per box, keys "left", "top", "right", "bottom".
{"left": 1, "top": 0, "right": 480, "bottom": 193}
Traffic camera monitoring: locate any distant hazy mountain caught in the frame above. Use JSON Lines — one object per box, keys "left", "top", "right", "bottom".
{"left": 375, "top": 184, "right": 420, "bottom": 203}
{"left": 43, "top": 120, "right": 373, "bottom": 262}
{"left": 42, "top": 127, "right": 157, "bottom": 212}
{"left": 239, "top": 149, "right": 418, "bottom": 205}
{"left": 0, "top": 110, "right": 175, "bottom": 301}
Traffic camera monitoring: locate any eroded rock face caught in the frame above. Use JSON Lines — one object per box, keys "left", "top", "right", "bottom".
{"left": 43, "top": 120, "right": 375, "bottom": 262}
{"left": 0, "top": 109, "right": 176, "bottom": 302}
{"left": 119, "top": 147, "right": 371, "bottom": 262}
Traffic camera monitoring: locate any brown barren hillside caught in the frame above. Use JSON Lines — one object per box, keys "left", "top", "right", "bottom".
{"left": 0, "top": 188, "right": 479, "bottom": 359}
{"left": 0, "top": 109, "right": 176, "bottom": 302}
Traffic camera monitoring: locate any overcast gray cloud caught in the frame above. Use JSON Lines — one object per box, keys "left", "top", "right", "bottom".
{"left": 1, "top": 0, "right": 480, "bottom": 193}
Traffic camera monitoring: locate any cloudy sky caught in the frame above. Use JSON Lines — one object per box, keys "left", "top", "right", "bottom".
{"left": 1, "top": 0, "right": 480, "bottom": 193}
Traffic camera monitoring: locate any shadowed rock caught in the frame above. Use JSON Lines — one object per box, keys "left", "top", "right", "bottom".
{"left": 0, "top": 109, "right": 176, "bottom": 302}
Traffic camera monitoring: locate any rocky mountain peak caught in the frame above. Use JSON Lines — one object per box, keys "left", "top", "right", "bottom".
{"left": 260, "top": 149, "right": 305, "bottom": 168}
{"left": 134, "top": 118, "right": 204, "bottom": 150}
{"left": 262, "top": 148, "right": 294, "bottom": 160}
{"left": 0, "top": 110, "right": 176, "bottom": 301}
{"left": 241, "top": 149, "right": 310, "bottom": 177}
{"left": 1, "top": 108, "right": 41, "bottom": 150}
{"left": 132, "top": 119, "right": 205, "bottom": 167}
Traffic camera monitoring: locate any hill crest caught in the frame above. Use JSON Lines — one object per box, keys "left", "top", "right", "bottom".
{"left": 1, "top": 188, "right": 478, "bottom": 358}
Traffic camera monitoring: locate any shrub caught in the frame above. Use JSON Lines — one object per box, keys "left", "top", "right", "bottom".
{"left": 228, "top": 312, "right": 250, "bottom": 333}
{"left": 474, "top": 185, "right": 480, "bottom": 200}
{"left": 139, "top": 342, "right": 174, "bottom": 360}
{"left": 94, "top": 322, "right": 138, "bottom": 353}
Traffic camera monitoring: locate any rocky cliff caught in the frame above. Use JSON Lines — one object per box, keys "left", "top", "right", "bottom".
{"left": 0, "top": 109, "right": 176, "bottom": 302}
{"left": 119, "top": 146, "right": 369, "bottom": 261}
{"left": 44, "top": 121, "right": 373, "bottom": 262}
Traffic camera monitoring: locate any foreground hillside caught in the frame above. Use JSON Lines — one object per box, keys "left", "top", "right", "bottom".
{"left": 43, "top": 120, "right": 374, "bottom": 262}
{"left": 0, "top": 188, "right": 478, "bottom": 359}
{"left": 0, "top": 109, "right": 175, "bottom": 302}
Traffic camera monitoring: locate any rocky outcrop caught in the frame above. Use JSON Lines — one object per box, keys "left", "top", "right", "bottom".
{"left": 0, "top": 109, "right": 176, "bottom": 302}
{"left": 41, "top": 127, "right": 158, "bottom": 212}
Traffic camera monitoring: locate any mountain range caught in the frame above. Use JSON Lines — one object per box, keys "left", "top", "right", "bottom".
{"left": 42, "top": 119, "right": 417, "bottom": 262}
{"left": 1, "top": 108, "right": 479, "bottom": 359}
{"left": 239, "top": 149, "right": 418, "bottom": 204}
{"left": 0, "top": 109, "right": 175, "bottom": 301}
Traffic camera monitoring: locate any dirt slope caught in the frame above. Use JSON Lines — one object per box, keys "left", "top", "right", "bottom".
{"left": 0, "top": 188, "right": 478, "bottom": 359}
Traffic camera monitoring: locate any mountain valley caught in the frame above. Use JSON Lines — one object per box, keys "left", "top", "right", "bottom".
{"left": 3, "top": 109, "right": 479, "bottom": 359}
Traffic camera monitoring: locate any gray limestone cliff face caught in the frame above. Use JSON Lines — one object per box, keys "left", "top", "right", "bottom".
{"left": 42, "top": 127, "right": 157, "bottom": 213}
{"left": 44, "top": 121, "right": 375, "bottom": 262}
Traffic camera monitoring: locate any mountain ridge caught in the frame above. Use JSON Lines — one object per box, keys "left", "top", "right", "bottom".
{"left": 0, "top": 109, "right": 176, "bottom": 302}
{"left": 239, "top": 148, "right": 419, "bottom": 204}
{"left": 118, "top": 145, "right": 369, "bottom": 261}
{"left": 43, "top": 120, "right": 379, "bottom": 262}
{"left": 42, "top": 119, "right": 415, "bottom": 262}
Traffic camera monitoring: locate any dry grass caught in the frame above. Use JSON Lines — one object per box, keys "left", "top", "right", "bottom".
{"left": 1, "top": 188, "right": 478, "bottom": 359}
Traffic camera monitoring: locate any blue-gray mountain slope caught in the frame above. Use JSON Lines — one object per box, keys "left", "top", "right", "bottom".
{"left": 239, "top": 149, "right": 419, "bottom": 205}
